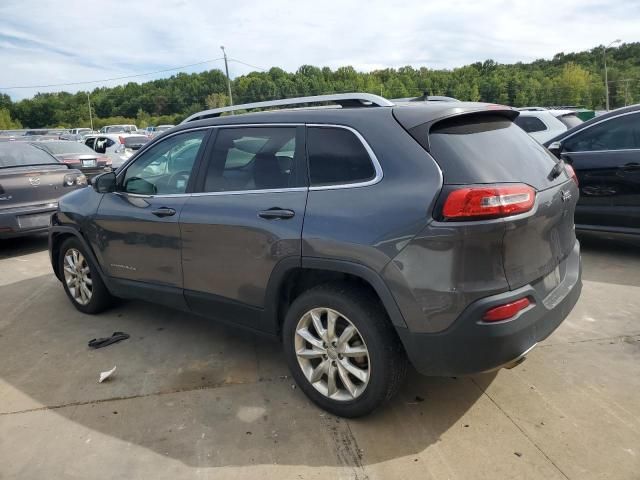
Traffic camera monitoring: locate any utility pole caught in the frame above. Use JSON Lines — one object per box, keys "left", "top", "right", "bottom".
{"left": 220, "top": 46, "right": 234, "bottom": 111}
{"left": 86, "top": 92, "right": 94, "bottom": 131}
{"left": 604, "top": 39, "right": 621, "bottom": 111}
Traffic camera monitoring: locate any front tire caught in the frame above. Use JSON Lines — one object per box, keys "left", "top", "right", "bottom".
{"left": 283, "top": 283, "right": 407, "bottom": 417}
{"left": 59, "top": 237, "right": 114, "bottom": 314}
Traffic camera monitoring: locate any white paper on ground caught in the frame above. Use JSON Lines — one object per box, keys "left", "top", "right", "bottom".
{"left": 98, "top": 366, "right": 116, "bottom": 383}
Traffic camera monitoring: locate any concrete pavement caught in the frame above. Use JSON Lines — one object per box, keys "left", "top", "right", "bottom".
{"left": 1, "top": 233, "right": 639, "bottom": 479}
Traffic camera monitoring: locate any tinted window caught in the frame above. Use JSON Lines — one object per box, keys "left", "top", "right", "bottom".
{"left": 33, "top": 141, "right": 95, "bottom": 155}
{"left": 122, "top": 130, "right": 206, "bottom": 195}
{"left": 203, "top": 127, "right": 302, "bottom": 192}
{"left": 514, "top": 115, "right": 547, "bottom": 133}
{"left": 0, "top": 143, "right": 59, "bottom": 168}
{"left": 307, "top": 127, "right": 375, "bottom": 186}
{"left": 85, "top": 138, "right": 96, "bottom": 149}
{"left": 563, "top": 113, "right": 640, "bottom": 152}
{"left": 427, "top": 114, "right": 562, "bottom": 190}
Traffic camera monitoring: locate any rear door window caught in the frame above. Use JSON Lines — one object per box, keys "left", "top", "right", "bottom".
{"left": 556, "top": 114, "right": 582, "bottom": 129}
{"left": 563, "top": 113, "right": 640, "bottom": 152}
{"left": 515, "top": 116, "right": 547, "bottom": 133}
{"left": 307, "top": 127, "right": 376, "bottom": 186}
{"left": 202, "top": 127, "right": 304, "bottom": 192}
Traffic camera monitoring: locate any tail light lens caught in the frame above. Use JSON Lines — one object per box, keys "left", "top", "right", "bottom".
{"left": 63, "top": 173, "right": 87, "bottom": 187}
{"left": 99, "top": 155, "right": 112, "bottom": 165}
{"left": 483, "top": 297, "right": 531, "bottom": 322}
{"left": 118, "top": 136, "right": 125, "bottom": 144}
{"left": 442, "top": 184, "right": 535, "bottom": 221}
{"left": 565, "top": 164, "right": 578, "bottom": 185}
{"left": 61, "top": 158, "right": 80, "bottom": 164}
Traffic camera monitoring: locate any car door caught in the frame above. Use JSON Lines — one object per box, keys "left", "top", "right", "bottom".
{"left": 180, "top": 125, "right": 307, "bottom": 331}
{"left": 561, "top": 111, "right": 640, "bottom": 232}
{"left": 92, "top": 128, "right": 210, "bottom": 303}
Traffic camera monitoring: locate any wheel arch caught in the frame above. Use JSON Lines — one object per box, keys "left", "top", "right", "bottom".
{"left": 263, "top": 257, "right": 408, "bottom": 336}
{"left": 49, "top": 226, "right": 105, "bottom": 283}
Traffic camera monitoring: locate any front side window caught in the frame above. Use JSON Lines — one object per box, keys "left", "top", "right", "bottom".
{"left": 203, "top": 127, "right": 302, "bottom": 192}
{"left": 121, "top": 130, "right": 206, "bottom": 195}
{"left": 563, "top": 113, "right": 640, "bottom": 152}
{"left": 514, "top": 115, "right": 547, "bottom": 133}
{"left": 307, "top": 127, "right": 376, "bottom": 186}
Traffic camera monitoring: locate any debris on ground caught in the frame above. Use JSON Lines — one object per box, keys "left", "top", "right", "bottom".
{"left": 514, "top": 452, "right": 523, "bottom": 457}
{"left": 88, "top": 332, "right": 130, "bottom": 349}
{"left": 98, "top": 366, "right": 117, "bottom": 383}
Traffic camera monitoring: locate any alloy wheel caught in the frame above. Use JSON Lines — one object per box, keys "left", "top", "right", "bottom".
{"left": 294, "top": 307, "right": 370, "bottom": 401}
{"left": 63, "top": 248, "right": 93, "bottom": 306}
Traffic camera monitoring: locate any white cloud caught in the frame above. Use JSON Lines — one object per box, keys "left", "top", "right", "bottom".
{"left": 1, "top": 0, "right": 639, "bottom": 99}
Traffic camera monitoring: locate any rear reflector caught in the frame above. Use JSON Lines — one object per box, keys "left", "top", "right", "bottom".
{"left": 565, "top": 164, "right": 578, "bottom": 185}
{"left": 442, "top": 184, "right": 535, "bottom": 220}
{"left": 483, "top": 297, "right": 531, "bottom": 322}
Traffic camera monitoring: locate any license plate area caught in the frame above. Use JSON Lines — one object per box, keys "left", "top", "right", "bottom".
{"left": 82, "top": 159, "right": 97, "bottom": 167}
{"left": 17, "top": 213, "right": 51, "bottom": 229}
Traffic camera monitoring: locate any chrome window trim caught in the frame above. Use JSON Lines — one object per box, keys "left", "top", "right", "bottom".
{"left": 560, "top": 110, "right": 640, "bottom": 152}
{"left": 562, "top": 147, "right": 640, "bottom": 155}
{"left": 306, "top": 123, "right": 383, "bottom": 191}
{"left": 190, "top": 187, "right": 307, "bottom": 197}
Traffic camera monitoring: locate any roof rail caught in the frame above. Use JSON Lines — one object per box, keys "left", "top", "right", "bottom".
{"left": 181, "top": 93, "right": 394, "bottom": 123}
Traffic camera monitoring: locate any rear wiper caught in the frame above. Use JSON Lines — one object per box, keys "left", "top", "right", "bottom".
{"left": 548, "top": 159, "right": 565, "bottom": 181}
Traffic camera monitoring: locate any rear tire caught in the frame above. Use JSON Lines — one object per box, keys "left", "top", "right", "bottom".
{"left": 58, "top": 237, "right": 114, "bottom": 314}
{"left": 282, "top": 282, "right": 407, "bottom": 417}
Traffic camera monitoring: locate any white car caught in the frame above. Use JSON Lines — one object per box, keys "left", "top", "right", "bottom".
{"left": 84, "top": 133, "right": 149, "bottom": 168}
{"left": 99, "top": 124, "right": 139, "bottom": 134}
{"left": 515, "top": 109, "right": 583, "bottom": 143}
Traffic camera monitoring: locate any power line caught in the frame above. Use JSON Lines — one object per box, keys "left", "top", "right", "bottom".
{"left": 229, "top": 58, "right": 267, "bottom": 71}
{"left": 0, "top": 58, "right": 225, "bottom": 90}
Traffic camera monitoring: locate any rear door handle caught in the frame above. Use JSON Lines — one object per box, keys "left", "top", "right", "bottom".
{"left": 258, "top": 208, "right": 295, "bottom": 220}
{"left": 151, "top": 207, "right": 176, "bottom": 218}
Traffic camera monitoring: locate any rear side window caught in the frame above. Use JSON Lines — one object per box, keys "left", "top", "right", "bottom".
{"left": 563, "top": 113, "right": 640, "bottom": 152}
{"left": 307, "top": 127, "right": 376, "bottom": 186}
{"left": 427, "top": 114, "right": 561, "bottom": 189}
{"left": 514, "top": 115, "right": 547, "bottom": 133}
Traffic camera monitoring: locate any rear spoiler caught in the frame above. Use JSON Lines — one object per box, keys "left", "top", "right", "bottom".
{"left": 393, "top": 103, "right": 519, "bottom": 152}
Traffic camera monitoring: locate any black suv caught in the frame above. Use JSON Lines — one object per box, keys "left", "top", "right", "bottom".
{"left": 49, "top": 94, "right": 582, "bottom": 417}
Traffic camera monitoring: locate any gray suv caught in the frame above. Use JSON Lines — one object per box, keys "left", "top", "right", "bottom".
{"left": 48, "top": 93, "right": 582, "bottom": 417}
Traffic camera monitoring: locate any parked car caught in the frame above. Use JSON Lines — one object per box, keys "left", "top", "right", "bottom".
{"left": 30, "top": 140, "right": 112, "bottom": 178}
{"left": 151, "top": 124, "right": 176, "bottom": 137}
{"left": 84, "top": 133, "right": 149, "bottom": 168}
{"left": 515, "top": 109, "right": 583, "bottom": 143}
{"left": 544, "top": 104, "right": 640, "bottom": 235}
{"left": 49, "top": 93, "right": 581, "bottom": 417}
{"left": 99, "top": 124, "right": 138, "bottom": 134}
{"left": 0, "top": 142, "right": 86, "bottom": 238}
{"left": 60, "top": 128, "right": 93, "bottom": 142}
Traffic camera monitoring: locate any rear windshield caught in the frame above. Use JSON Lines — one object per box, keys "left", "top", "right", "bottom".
{"left": 557, "top": 114, "right": 582, "bottom": 129}
{"left": 427, "top": 114, "right": 562, "bottom": 189}
{"left": 124, "top": 136, "right": 149, "bottom": 148}
{"left": 0, "top": 143, "right": 60, "bottom": 168}
{"left": 34, "top": 142, "right": 95, "bottom": 155}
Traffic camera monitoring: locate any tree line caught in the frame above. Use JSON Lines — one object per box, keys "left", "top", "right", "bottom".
{"left": 1, "top": 42, "right": 639, "bottom": 129}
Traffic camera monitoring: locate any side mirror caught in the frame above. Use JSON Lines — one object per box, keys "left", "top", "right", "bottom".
{"left": 547, "top": 141, "right": 563, "bottom": 158}
{"left": 92, "top": 171, "right": 116, "bottom": 193}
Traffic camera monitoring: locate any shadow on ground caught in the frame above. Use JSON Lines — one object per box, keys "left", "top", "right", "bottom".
{"left": 0, "top": 273, "right": 495, "bottom": 469}
{"left": 0, "top": 234, "right": 48, "bottom": 258}
{"left": 577, "top": 231, "right": 640, "bottom": 288}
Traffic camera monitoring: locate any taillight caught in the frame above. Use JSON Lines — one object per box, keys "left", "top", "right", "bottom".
{"left": 565, "top": 164, "right": 578, "bottom": 185}
{"left": 62, "top": 158, "right": 80, "bottom": 164}
{"left": 99, "top": 155, "right": 112, "bottom": 165}
{"left": 63, "top": 173, "right": 87, "bottom": 187}
{"left": 483, "top": 297, "right": 531, "bottom": 322}
{"left": 118, "top": 136, "right": 125, "bottom": 144}
{"left": 442, "top": 184, "right": 535, "bottom": 221}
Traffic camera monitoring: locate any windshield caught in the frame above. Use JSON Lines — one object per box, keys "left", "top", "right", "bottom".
{"left": 0, "top": 143, "right": 60, "bottom": 168}
{"left": 106, "top": 126, "right": 126, "bottom": 133}
{"left": 34, "top": 141, "right": 95, "bottom": 155}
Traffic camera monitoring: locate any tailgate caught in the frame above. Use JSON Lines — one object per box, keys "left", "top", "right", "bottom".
{"left": 502, "top": 179, "right": 578, "bottom": 289}
{"left": 403, "top": 110, "right": 579, "bottom": 290}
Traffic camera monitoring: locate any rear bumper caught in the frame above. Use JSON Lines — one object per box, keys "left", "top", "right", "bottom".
{"left": 397, "top": 240, "right": 582, "bottom": 376}
{"left": 0, "top": 203, "right": 57, "bottom": 239}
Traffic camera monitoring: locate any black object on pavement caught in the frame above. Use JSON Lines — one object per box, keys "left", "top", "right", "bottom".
{"left": 88, "top": 332, "right": 130, "bottom": 349}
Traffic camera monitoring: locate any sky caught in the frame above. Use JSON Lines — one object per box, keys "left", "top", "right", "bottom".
{"left": 1, "top": 0, "right": 639, "bottom": 100}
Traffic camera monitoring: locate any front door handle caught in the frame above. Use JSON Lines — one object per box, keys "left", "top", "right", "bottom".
{"left": 258, "top": 208, "right": 295, "bottom": 220}
{"left": 151, "top": 207, "right": 176, "bottom": 218}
